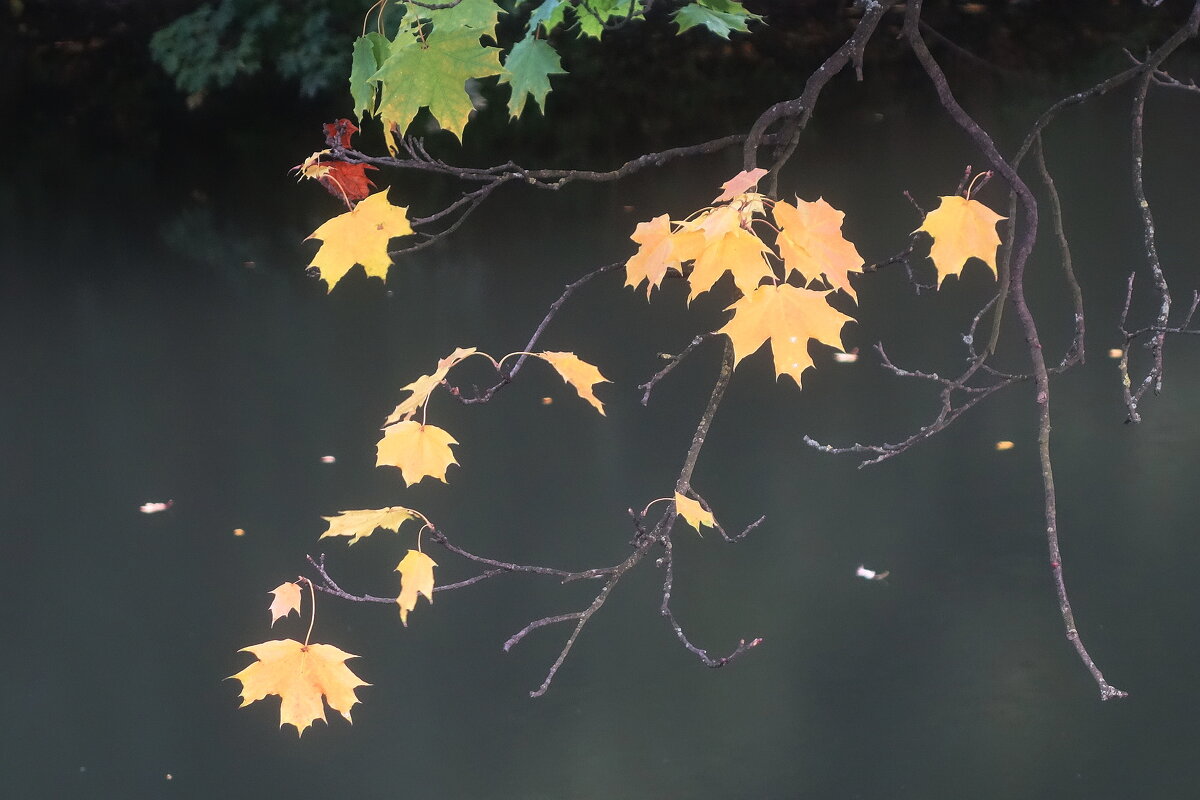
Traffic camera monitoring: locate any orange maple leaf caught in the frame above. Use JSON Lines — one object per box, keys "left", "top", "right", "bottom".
{"left": 915, "top": 195, "right": 1005, "bottom": 287}
{"left": 773, "top": 197, "right": 863, "bottom": 300}
{"left": 268, "top": 582, "right": 302, "bottom": 626}
{"left": 230, "top": 639, "right": 369, "bottom": 735}
{"left": 716, "top": 283, "right": 854, "bottom": 387}
{"left": 680, "top": 205, "right": 774, "bottom": 302}
{"left": 624, "top": 215, "right": 704, "bottom": 299}
{"left": 395, "top": 549, "right": 437, "bottom": 626}
{"left": 535, "top": 351, "right": 610, "bottom": 414}
{"left": 376, "top": 420, "right": 459, "bottom": 485}
{"left": 305, "top": 191, "right": 413, "bottom": 292}
{"left": 713, "top": 167, "right": 769, "bottom": 203}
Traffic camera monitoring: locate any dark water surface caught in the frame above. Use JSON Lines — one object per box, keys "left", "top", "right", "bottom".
{"left": 6, "top": 76, "right": 1200, "bottom": 799}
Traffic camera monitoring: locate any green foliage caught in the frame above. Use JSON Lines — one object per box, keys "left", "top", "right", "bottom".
{"left": 150, "top": 0, "right": 371, "bottom": 98}
{"left": 500, "top": 35, "right": 568, "bottom": 118}
{"left": 672, "top": 0, "right": 761, "bottom": 38}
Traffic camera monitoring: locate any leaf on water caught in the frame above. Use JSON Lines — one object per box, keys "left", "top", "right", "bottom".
{"left": 915, "top": 195, "right": 1005, "bottom": 287}
{"left": 500, "top": 34, "right": 567, "bottom": 118}
{"left": 674, "top": 492, "right": 715, "bottom": 534}
{"left": 713, "top": 167, "right": 769, "bottom": 203}
{"left": 535, "top": 352, "right": 611, "bottom": 414}
{"left": 773, "top": 197, "right": 863, "bottom": 300}
{"left": 717, "top": 283, "right": 855, "bottom": 387}
{"left": 268, "top": 582, "right": 302, "bottom": 626}
{"left": 305, "top": 191, "right": 413, "bottom": 291}
{"left": 385, "top": 346, "right": 479, "bottom": 424}
{"left": 231, "top": 639, "right": 368, "bottom": 735}
{"left": 376, "top": 421, "right": 460, "bottom": 485}
{"left": 624, "top": 214, "right": 703, "bottom": 299}
{"left": 370, "top": 26, "right": 504, "bottom": 145}
{"left": 395, "top": 550, "right": 437, "bottom": 626}
{"left": 320, "top": 507, "right": 424, "bottom": 546}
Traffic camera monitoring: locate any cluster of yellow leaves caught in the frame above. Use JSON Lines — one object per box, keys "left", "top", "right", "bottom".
{"left": 625, "top": 169, "right": 860, "bottom": 387}
{"left": 625, "top": 169, "right": 1006, "bottom": 387}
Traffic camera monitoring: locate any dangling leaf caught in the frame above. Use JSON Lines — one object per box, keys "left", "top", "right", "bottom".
{"left": 396, "top": 550, "right": 437, "bottom": 626}
{"left": 268, "top": 582, "right": 302, "bottom": 626}
{"left": 674, "top": 493, "right": 715, "bottom": 535}
{"left": 385, "top": 347, "right": 479, "bottom": 424}
{"left": 535, "top": 352, "right": 610, "bottom": 414}
{"left": 500, "top": 34, "right": 567, "bottom": 118}
{"left": 376, "top": 421, "right": 460, "bottom": 485}
{"left": 305, "top": 191, "right": 413, "bottom": 291}
{"left": 773, "top": 197, "right": 864, "bottom": 300}
{"left": 915, "top": 195, "right": 1005, "bottom": 287}
{"left": 320, "top": 507, "right": 424, "bottom": 546}
{"left": 231, "top": 640, "right": 368, "bottom": 735}
{"left": 673, "top": 0, "right": 762, "bottom": 38}
{"left": 716, "top": 283, "right": 854, "bottom": 387}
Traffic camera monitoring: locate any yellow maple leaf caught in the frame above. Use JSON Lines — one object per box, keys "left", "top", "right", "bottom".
{"left": 679, "top": 205, "right": 773, "bottom": 302}
{"left": 305, "top": 191, "right": 413, "bottom": 292}
{"left": 624, "top": 215, "right": 704, "bottom": 299}
{"left": 716, "top": 283, "right": 854, "bottom": 387}
{"left": 376, "top": 421, "right": 459, "bottom": 485}
{"left": 395, "top": 549, "right": 437, "bottom": 626}
{"left": 268, "top": 582, "right": 302, "bottom": 627}
{"left": 773, "top": 197, "right": 863, "bottom": 300}
{"left": 319, "top": 506, "right": 424, "bottom": 546}
{"left": 385, "top": 346, "right": 478, "bottom": 424}
{"left": 713, "top": 167, "right": 769, "bottom": 203}
{"left": 674, "top": 492, "right": 714, "bottom": 535}
{"left": 230, "top": 639, "right": 369, "bottom": 735}
{"left": 915, "top": 195, "right": 1005, "bottom": 287}
{"left": 535, "top": 351, "right": 610, "bottom": 414}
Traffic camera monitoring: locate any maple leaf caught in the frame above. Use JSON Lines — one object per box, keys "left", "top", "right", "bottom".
{"left": 385, "top": 346, "right": 479, "bottom": 424}
{"left": 371, "top": 26, "right": 504, "bottom": 145}
{"left": 714, "top": 168, "right": 769, "bottom": 203}
{"left": 546, "top": 0, "right": 642, "bottom": 38}
{"left": 674, "top": 492, "right": 715, "bottom": 534}
{"left": 673, "top": 0, "right": 762, "bottom": 38}
{"left": 624, "top": 214, "right": 704, "bottom": 299}
{"left": 350, "top": 33, "right": 390, "bottom": 120}
{"left": 915, "top": 195, "right": 1006, "bottom": 287}
{"left": 716, "top": 283, "right": 855, "bottom": 387}
{"left": 682, "top": 205, "right": 774, "bottom": 302}
{"left": 773, "top": 197, "right": 864, "bottom": 300}
{"left": 231, "top": 639, "right": 369, "bottom": 735}
{"left": 396, "top": 549, "right": 437, "bottom": 626}
{"left": 305, "top": 191, "right": 413, "bottom": 292}
{"left": 535, "top": 352, "right": 610, "bottom": 414}
{"left": 500, "top": 34, "right": 567, "bottom": 118}
{"left": 410, "top": 0, "right": 506, "bottom": 37}
{"left": 320, "top": 506, "right": 424, "bottom": 546}
{"left": 376, "top": 421, "right": 460, "bottom": 485}
{"left": 268, "top": 582, "right": 302, "bottom": 626}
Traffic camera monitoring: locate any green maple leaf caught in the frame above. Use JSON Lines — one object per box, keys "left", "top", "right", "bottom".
{"left": 673, "top": 0, "right": 761, "bottom": 38}
{"left": 370, "top": 26, "right": 504, "bottom": 144}
{"left": 526, "top": 0, "right": 565, "bottom": 34}
{"left": 406, "top": 0, "right": 506, "bottom": 39}
{"left": 500, "top": 35, "right": 567, "bottom": 118}
{"left": 548, "top": 0, "right": 642, "bottom": 40}
{"left": 349, "top": 32, "right": 390, "bottom": 120}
